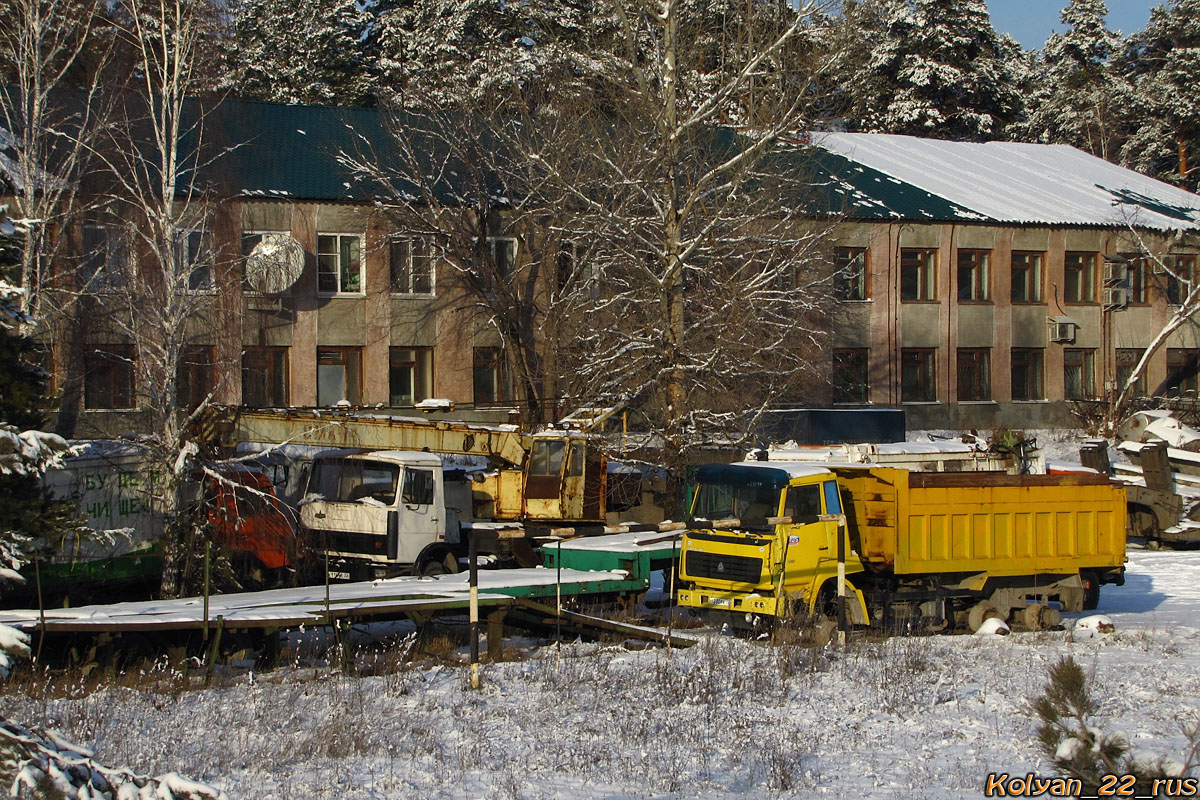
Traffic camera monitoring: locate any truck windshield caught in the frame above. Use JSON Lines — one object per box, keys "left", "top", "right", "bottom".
{"left": 310, "top": 458, "right": 400, "bottom": 504}
{"left": 690, "top": 482, "right": 782, "bottom": 531}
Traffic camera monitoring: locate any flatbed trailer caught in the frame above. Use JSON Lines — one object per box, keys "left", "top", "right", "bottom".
{"left": 0, "top": 532, "right": 685, "bottom": 667}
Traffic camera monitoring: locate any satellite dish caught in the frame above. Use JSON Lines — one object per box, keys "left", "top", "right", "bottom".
{"left": 245, "top": 233, "right": 305, "bottom": 294}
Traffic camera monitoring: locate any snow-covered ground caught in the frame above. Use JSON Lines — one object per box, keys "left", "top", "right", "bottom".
{"left": 2, "top": 545, "right": 1200, "bottom": 799}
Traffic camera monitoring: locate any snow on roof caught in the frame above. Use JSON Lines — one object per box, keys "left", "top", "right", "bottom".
{"left": 815, "top": 133, "right": 1200, "bottom": 231}
{"left": 732, "top": 461, "right": 833, "bottom": 479}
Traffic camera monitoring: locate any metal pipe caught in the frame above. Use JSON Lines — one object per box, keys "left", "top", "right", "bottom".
{"left": 469, "top": 532, "right": 480, "bottom": 690}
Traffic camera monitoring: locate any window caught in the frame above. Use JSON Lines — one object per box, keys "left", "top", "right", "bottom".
{"left": 81, "top": 225, "right": 128, "bottom": 290}
{"left": 529, "top": 439, "right": 566, "bottom": 476}
{"left": 1167, "top": 349, "right": 1200, "bottom": 396}
{"left": 1064, "top": 349, "right": 1096, "bottom": 399}
{"left": 390, "top": 237, "right": 433, "bottom": 295}
{"left": 402, "top": 468, "right": 435, "bottom": 505}
{"left": 784, "top": 484, "right": 821, "bottom": 524}
{"left": 956, "top": 249, "right": 990, "bottom": 301}
{"left": 317, "top": 234, "right": 363, "bottom": 294}
{"left": 1064, "top": 252, "right": 1097, "bottom": 303}
{"left": 1166, "top": 255, "right": 1197, "bottom": 305}
{"left": 1011, "top": 252, "right": 1044, "bottom": 303}
{"left": 317, "top": 347, "right": 363, "bottom": 406}
{"left": 389, "top": 347, "right": 433, "bottom": 406}
{"left": 834, "top": 247, "right": 868, "bottom": 301}
{"left": 473, "top": 347, "right": 508, "bottom": 405}
{"left": 901, "top": 349, "right": 936, "bottom": 402}
{"left": 1011, "top": 349, "right": 1044, "bottom": 401}
{"left": 1115, "top": 349, "right": 1146, "bottom": 397}
{"left": 556, "top": 239, "right": 595, "bottom": 295}
{"left": 832, "top": 348, "right": 869, "bottom": 403}
{"left": 84, "top": 344, "right": 135, "bottom": 409}
{"left": 242, "top": 347, "right": 288, "bottom": 407}
{"left": 311, "top": 459, "right": 399, "bottom": 504}
{"left": 177, "top": 345, "right": 215, "bottom": 411}
{"left": 1128, "top": 258, "right": 1148, "bottom": 304}
{"left": 957, "top": 348, "right": 991, "bottom": 401}
{"left": 900, "top": 249, "right": 936, "bottom": 301}
{"left": 176, "top": 229, "right": 212, "bottom": 291}
{"left": 489, "top": 237, "right": 517, "bottom": 278}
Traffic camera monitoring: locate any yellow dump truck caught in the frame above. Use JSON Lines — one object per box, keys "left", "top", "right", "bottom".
{"left": 677, "top": 462, "right": 1127, "bottom": 632}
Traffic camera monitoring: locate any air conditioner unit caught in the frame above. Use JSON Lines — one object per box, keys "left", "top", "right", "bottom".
{"left": 1103, "top": 287, "right": 1129, "bottom": 310}
{"left": 1102, "top": 260, "right": 1129, "bottom": 286}
{"left": 1048, "top": 316, "right": 1078, "bottom": 343}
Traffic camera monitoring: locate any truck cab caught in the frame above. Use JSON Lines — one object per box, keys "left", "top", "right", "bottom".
{"left": 300, "top": 450, "right": 459, "bottom": 579}
{"left": 679, "top": 462, "right": 863, "bottom": 626}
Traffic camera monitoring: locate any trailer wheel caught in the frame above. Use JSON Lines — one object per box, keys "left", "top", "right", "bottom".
{"left": 1081, "top": 572, "right": 1100, "bottom": 611}
{"left": 967, "top": 602, "right": 1003, "bottom": 633}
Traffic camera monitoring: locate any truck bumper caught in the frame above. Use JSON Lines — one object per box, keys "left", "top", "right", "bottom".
{"left": 678, "top": 588, "right": 780, "bottom": 616}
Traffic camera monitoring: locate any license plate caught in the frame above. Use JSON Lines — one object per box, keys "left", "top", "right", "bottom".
{"left": 708, "top": 597, "right": 730, "bottom": 607}
{"left": 329, "top": 570, "right": 350, "bottom": 580}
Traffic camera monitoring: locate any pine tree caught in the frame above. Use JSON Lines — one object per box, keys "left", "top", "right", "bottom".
{"left": 226, "top": 0, "right": 377, "bottom": 105}
{"left": 1118, "top": 0, "right": 1200, "bottom": 191}
{"left": 852, "top": 0, "right": 1024, "bottom": 140}
{"left": 1018, "top": 0, "right": 1126, "bottom": 159}
{"left": 0, "top": 211, "right": 80, "bottom": 591}
{"left": 376, "top": 0, "right": 617, "bottom": 109}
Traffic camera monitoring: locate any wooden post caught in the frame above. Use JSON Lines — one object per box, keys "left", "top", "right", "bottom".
{"left": 34, "top": 556, "right": 45, "bottom": 664}
{"left": 469, "top": 530, "right": 480, "bottom": 690}
{"left": 204, "top": 615, "right": 224, "bottom": 685}
{"left": 486, "top": 609, "right": 506, "bottom": 661}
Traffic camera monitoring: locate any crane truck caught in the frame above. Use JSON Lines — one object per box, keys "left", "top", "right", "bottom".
{"left": 677, "top": 460, "right": 1127, "bottom": 633}
{"left": 214, "top": 408, "right": 636, "bottom": 579}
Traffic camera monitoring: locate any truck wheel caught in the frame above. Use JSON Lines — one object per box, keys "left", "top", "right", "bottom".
{"left": 967, "top": 602, "right": 1003, "bottom": 633}
{"left": 1081, "top": 572, "right": 1100, "bottom": 611}
{"left": 419, "top": 552, "right": 458, "bottom": 577}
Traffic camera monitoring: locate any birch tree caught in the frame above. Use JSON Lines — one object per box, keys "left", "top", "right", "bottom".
{"left": 0, "top": 0, "right": 113, "bottom": 324}
{"left": 79, "top": 0, "right": 234, "bottom": 596}
{"left": 525, "top": 0, "right": 841, "bottom": 497}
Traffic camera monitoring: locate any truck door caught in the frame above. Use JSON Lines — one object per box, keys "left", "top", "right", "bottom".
{"left": 781, "top": 481, "right": 834, "bottom": 609}
{"left": 303, "top": 458, "right": 398, "bottom": 563}
{"left": 394, "top": 466, "right": 439, "bottom": 564}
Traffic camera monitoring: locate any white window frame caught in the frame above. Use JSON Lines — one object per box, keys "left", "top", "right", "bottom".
{"left": 390, "top": 236, "right": 435, "bottom": 296}
{"left": 81, "top": 224, "right": 129, "bottom": 292}
{"left": 488, "top": 237, "right": 518, "bottom": 278}
{"left": 317, "top": 233, "right": 365, "bottom": 296}
{"left": 176, "top": 228, "right": 215, "bottom": 293}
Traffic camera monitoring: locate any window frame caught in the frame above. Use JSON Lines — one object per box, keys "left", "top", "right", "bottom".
{"left": 900, "top": 348, "right": 937, "bottom": 403}
{"left": 473, "top": 346, "right": 510, "bottom": 406}
{"left": 84, "top": 344, "right": 136, "bottom": 410}
{"left": 831, "top": 348, "right": 869, "bottom": 404}
{"left": 316, "top": 233, "right": 365, "bottom": 296}
{"left": 81, "top": 224, "right": 129, "bottom": 292}
{"left": 389, "top": 235, "right": 435, "bottom": 296}
{"left": 177, "top": 344, "right": 216, "bottom": 411}
{"left": 1010, "top": 348, "right": 1045, "bottom": 401}
{"left": 317, "top": 346, "right": 363, "bottom": 406}
{"left": 1167, "top": 348, "right": 1200, "bottom": 396}
{"left": 176, "top": 228, "right": 215, "bottom": 293}
{"left": 1115, "top": 348, "right": 1147, "bottom": 397}
{"left": 1064, "top": 252, "right": 1097, "bottom": 304}
{"left": 900, "top": 248, "right": 937, "bottom": 302}
{"left": 488, "top": 237, "right": 518, "bottom": 279}
{"left": 1064, "top": 348, "right": 1097, "bottom": 400}
{"left": 241, "top": 346, "right": 289, "bottom": 408}
{"left": 1010, "top": 251, "right": 1045, "bottom": 303}
{"left": 1166, "top": 255, "right": 1197, "bottom": 306}
{"left": 388, "top": 346, "right": 434, "bottom": 407}
{"left": 956, "top": 249, "right": 991, "bottom": 302}
{"left": 956, "top": 348, "right": 991, "bottom": 401}
{"left": 834, "top": 246, "right": 869, "bottom": 302}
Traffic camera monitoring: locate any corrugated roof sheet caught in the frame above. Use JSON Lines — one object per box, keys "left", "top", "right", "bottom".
{"left": 815, "top": 132, "right": 1200, "bottom": 231}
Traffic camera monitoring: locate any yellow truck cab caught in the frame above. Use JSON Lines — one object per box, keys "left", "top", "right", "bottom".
{"left": 678, "top": 462, "right": 869, "bottom": 629}
{"left": 679, "top": 461, "right": 1128, "bottom": 633}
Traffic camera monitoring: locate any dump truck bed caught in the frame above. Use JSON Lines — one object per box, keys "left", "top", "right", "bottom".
{"left": 832, "top": 467, "right": 1127, "bottom": 577}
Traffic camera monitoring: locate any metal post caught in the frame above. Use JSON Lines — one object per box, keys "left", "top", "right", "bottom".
{"left": 469, "top": 531, "right": 480, "bottom": 690}
{"left": 556, "top": 539, "right": 563, "bottom": 658}
{"left": 203, "top": 541, "right": 211, "bottom": 642}
{"left": 836, "top": 514, "right": 848, "bottom": 646}
{"left": 34, "top": 556, "right": 45, "bottom": 664}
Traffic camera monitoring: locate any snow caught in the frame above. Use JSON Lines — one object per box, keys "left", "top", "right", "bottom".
{"left": 972, "top": 617, "right": 1010, "bottom": 637}
{"left": 816, "top": 132, "right": 1200, "bottom": 231}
